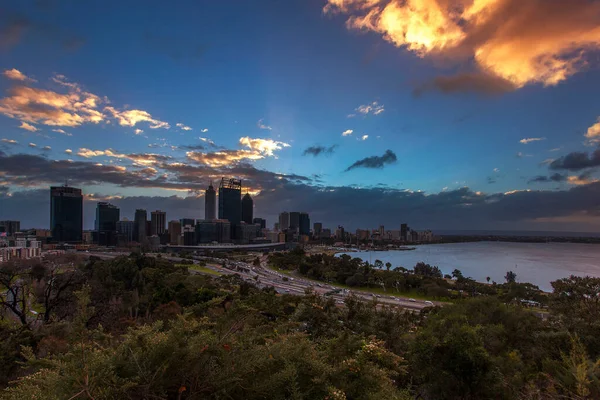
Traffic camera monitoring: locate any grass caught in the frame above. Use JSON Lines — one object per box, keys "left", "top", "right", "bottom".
{"left": 180, "top": 264, "right": 223, "bottom": 276}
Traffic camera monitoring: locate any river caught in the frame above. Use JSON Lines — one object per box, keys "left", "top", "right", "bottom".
{"left": 338, "top": 242, "right": 600, "bottom": 292}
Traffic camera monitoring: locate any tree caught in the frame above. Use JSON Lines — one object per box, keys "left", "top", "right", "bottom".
{"left": 452, "top": 269, "right": 464, "bottom": 280}
{"left": 374, "top": 259, "right": 383, "bottom": 270}
{"left": 486, "top": 276, "right": 490, "bottom": 283}
{"left": 505, "top": 271, "right": 517, "bottom": 284}
{"left": 385, "top": 262, "right": 392, "bottom": 272}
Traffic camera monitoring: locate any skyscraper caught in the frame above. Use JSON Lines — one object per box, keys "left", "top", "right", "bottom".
{"left": 253, "top": 218, "right": 266, "bottom": 230}
{"left": 241, "top": 193, "right": 253, "bottom": 224}
{"left": 218, "top": 178, "right": 242, "bottom": 238}
{"left": 168, "top": 220, "right": 181, "bottom": 245}
{"left": 299, "top": 212, "right": 310, "bottom": 236}
{"left": 0, "top": 220, "right": 20, "bottom": 236}
{"left": 151, "top": 210, "right": 166, "bottom": 235}
{"left": 205, "top": 181, "right": 216, "bottom": 220}
{"left": 116, "top": 219, "right": 134, "bottom": 243}
{"left": 400, "top": 223, "right": 408, "bottom": 241}
{"left": 134, "top": 209, "right": 147, "bottom": 243}
{"left": 278, "top": 212, "right": 289, "bottom": 231}
{"left": 313, "top": 222, "right": 322, "bottom": 237}
{"left": 289, "top": 212, "right": 300, "bottom": 231}
{"left": 95, "top": 202, "right": 119, "bottom": 246}
{"left": 50, "top": 186, "right": 83, "bottom": 243}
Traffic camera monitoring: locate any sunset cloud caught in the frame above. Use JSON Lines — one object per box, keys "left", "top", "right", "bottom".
{"left": 1, "top": 139, "right": 18, "bottom": 145}
{"left": 52, "top": 128, "right": 72, "bottom": 136}
{"left": 326, "top": 0, "right": 600, "bottom": 91}
{"left": 3, "top": 68, "right": 36, "bottom": 82}
{"left": 186, "top": 137, "right": 290, "bottom": 167}
{"left": 342, "top": 129, "right": 353, "bottom": 136}
{"left": 345, "top": 149, "right": 397, "bottom": 171}
{"left": 585, "top": 118, "right": 600, "bottom": 144}
{"left": 176, "top": 123, "right": 192, "bottom": 131}
{"left": 239, "top": 137, "right": 290, "bottom": 156}
{"left": 18, "top": 122, "right": 38, "bottom": 132}
{"left": 520, "top": 137, "right": 546, "bottom": 144}
{"left": 134, "top": 129, "right": 144, "bottom": 135}
{"left": 257, "top": 119, "right": 272, "bottom": 130}
{"left": 104, "top": 107, "right": 170, "bottom": 129}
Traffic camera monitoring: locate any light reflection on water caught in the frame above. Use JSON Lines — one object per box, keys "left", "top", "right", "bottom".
{"left": 338, "top": 242, "right": 600, "bottom": 291}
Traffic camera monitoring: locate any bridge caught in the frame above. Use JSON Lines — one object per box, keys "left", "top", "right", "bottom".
{"left": 163, "top": 242, "right": 292, "bottom": 253}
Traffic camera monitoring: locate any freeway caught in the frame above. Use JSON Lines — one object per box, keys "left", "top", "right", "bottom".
{"left": 84, "top": 251, "right": 438, "bottom": 312}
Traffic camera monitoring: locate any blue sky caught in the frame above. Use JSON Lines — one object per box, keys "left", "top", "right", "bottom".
{"left": 2, "top": 0, "right": 600, "bottom": 231}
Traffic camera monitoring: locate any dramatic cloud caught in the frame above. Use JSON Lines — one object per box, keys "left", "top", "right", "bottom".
{"left": 528, "top": 173, "right": 567, "bottom": 184}
{"left": 178, "top": 144, "right": 205, "bottom": 151}
{"left": 1, "top": 139, "right": 18, "bottom": 144}
{"left": 342, "top": 129, "right": 353, "bottom": 136}
{"left": 176, "top": 123, "right": 192, "bottom": 131}
{"left": 3, "top": 68, "right": 36, "bottom": 82}
{"left": 0, "top": 71, "right": 170, "bottom": 130}
{"left": 239, "top": 137, "right": 290, "bottom": 156}
{"left": 586, "top": 118, "right": 600, "bottom": 144}
{"left": 257, "top": 119, "right": 272, "bottom": 130}
{"left": 355, "top": 101, "right": 384, "bottom": 115}
{"left": 18, "top": 121, "right": 38, "bottom": 132}
{"left": 52, "top": 128, "right": 72, "bottom": 136}
{"left": 186, "top": 137, "right": 289, "bottom": 167}
{"left": 326, "top": 0, "right": 600, "bottom": 91}
{"left": 520, "top": 137, "right": 546, "bottom": 144}
{"left": 76, "top": 147, "right": 173, "bottom": 166}
{"left": 345, "top": 149, "right": 397, "bottom": 171}
{"left": 302, "top": 145, "right": 337, "bottom": 156}
{"left": 549, "top": 149, "right": 600, "bottom": 171}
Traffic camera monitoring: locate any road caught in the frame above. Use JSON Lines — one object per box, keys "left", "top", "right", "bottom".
{"left": 85, "top": 251, "right": 438, "bottom": 312}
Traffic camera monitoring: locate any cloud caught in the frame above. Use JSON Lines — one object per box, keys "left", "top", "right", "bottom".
{"left": 549, "top": 149, "right": 600, "bottom": 171}
{"left": 52, "top": 128, "right": 72, "bottom": 136}
{"left": 257, "top": 119, "right": 272, "bottom": 130}
{"left": 1, "top": 138, "right": 18, "bottom": 144}
{"left": 345, "top": 149, "right": 397, "bottom": 171}
{"left": 104, "top": 107, "right": 169, "bottom": 129}
{"left": 76, "top": 147, "right": 173, "bottom": 166}
{"left": 516, "top": 152, "right": 532, "bottom": 158}
{"left": 520, "top": 137, "right": 546, "bottom": 144}
{"left": 567, "top": 174, "right": 599, "bottom": 186}
{"left": 134, "top": 129, "right": 144, "bottom": 135}
{"left": 28, "top": 142, "right": 36, "bottom": 148}
{"left": 325, "top": 0, "right": 600, "bottom": 90}
{"left": 493, "top": 168, "right": 500, "bottom": 173}
{"left": 549, "top": 147, "right": 562, "bottom": 152}
{"left": 302, "top": 145, "right": 337, "bottom": 156}
{"left": 528, "top": 173, "right": 567, "bottom": 184}
{"left": 415, "top": 73, "right": 516, "bottom": 95}
{"left": 18, "top": 121, "right": 38, "bottom": 132}
{"left": 42, "top": 146, "right": 51, "bottom": 151}
{"left": 2, "top": 68, "right": 36, "bottom": 82}
{"left": 186, "top": 137, "right": 290, "bottom": 167}
{"left": 239, "top": 137, "right": 290, "bottom": 156}
{"left": 178, "top": 144, "right": 205, "bottom": 151}
{"left": 201, "top": 128, "right": 208, "bottom": 133}
{"left": 355, "top": 101, "right": 384, "bottom": 115}
{"left": 585, "top": 118, "right": 600, "bottom": 144}
{"left": 342, "top": 129, "right": 353, "bottom": 136}
{"left": 65, "top": 149, "right": 72, "bottom": 154}
{"left": 360, "top": 134, "right": 369, "bottom": 141}
{"left": 176, "top": 123, "right": 192, "bottom": 131}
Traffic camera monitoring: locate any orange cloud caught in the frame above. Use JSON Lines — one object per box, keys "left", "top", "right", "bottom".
{"left": 585, "top": 118, "right": 600, "bottom": 144}
{"left": 187, "top": 137, "right": 291, "bottom": 167}
{"left": 3, "top": 68, "right": 36, "bottom": 82}
{"left": 104, "top": 107, "right": 170, "bottom": 129}
{"left": 239, "top": 137, "right": 290, "bottom": 156}
{"left": 325, "top": 0, "right": 600, "bottom": 89}
{"left": 18, "top": 122, "right": 38, "bottom": 132}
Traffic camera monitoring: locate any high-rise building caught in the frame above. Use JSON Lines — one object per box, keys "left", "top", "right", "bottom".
{"left": 253, "top": 218, "right": 266, "bottom": 230}
{"left": 278, "top": 212, "right": 289, "bottom": 231}
{"left": 134, "top": 209, "right": 147, "bottom": 243}
{"left": 150, "top": 210, "right": 166, "bottom": 235}
{"left": 218, "top": 178, "right": 242, "bottom": 238}
{"left": 400, "top": 223, "right": 408, "bottom": 241}
{"left": 50, "top": 186, "right": 83, "bottom": 243}
{"left": 289, "top": 212, "right": 300, "bottom": 231}
{"left": 95, "top": 202, "right": 119, "bottom": 246}
{"left": 180, "top": 218, "right": 195, "bottom": 227}
{"left": 313, "top": 222, "right": 322, "bottom": 238}
{"left": 205, "top": 182, "right": 216, "bottom": 220}
{"left": 168, "top": 220, "right": 181, "bottom": 245}
{"left": 241, "top": 193, "right": 253, "bottom": 224}
{"left": 336, "top": 225, "right": 345, "bottom": 241}
{"left": 379, "top": 225, "right": 385, "bottom": 236}
{"left": 299, "top": 212, "right": 310, "bottom": 236}
{"left": 116, "top": 219, "right": 134, "bottom": 243}
{"left": 0, "top": 220, "right": 20, "bottom": 236}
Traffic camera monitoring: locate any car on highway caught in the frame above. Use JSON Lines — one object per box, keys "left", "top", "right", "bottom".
{"left": 408, "top": 298, "right": 416, "bottom": 302}
{"left": 424, "top": 300, "right": 434, "bottom": 306}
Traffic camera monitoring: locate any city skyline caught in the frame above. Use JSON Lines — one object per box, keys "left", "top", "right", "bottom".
{"left": 2, "top": 1, "right": 600, "bottom": 232}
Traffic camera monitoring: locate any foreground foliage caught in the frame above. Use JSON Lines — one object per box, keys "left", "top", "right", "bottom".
{"left": 0, "top": 254, "right": 599, "bottom": 399}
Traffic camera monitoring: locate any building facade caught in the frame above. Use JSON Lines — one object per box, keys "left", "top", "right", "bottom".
{"left": 278, "top": 212, "right": 289, "bottom": 231}
{"left": 95, "top": 202, "right": 119, "bottom": 246}
{"left": 218, "top": 178, "right": 242, "bottom": 238}
{"left": 289, "top": 212, "right": 300, "bottom": 231}
{"left": 241, "top": 193, "right": 253, "bottom": 224}
{"left": 168, "top": 220, "right": 181, "bottom": 245}
{"left": 204, "top": 182, "right": 216, "bottom": 220}
{"left": 299, "top": 212, "right": 310, "bottom": 236}
{"left": 134, "top": 209, "right": 148, "bottom": 243}
{"left": 151, "top": 210, "right": 166, "bottom": 235}
{"left": 116, "top": 219, "right": 134, "bottom": 243}
{"left": 50, "top": 186, "right": 83, "bottom": 243}
{"left": 0, "top": 220, "right": 20, "bottom": 236}
{"left": 253, "top": 218, "right": 266, "bottom": 230}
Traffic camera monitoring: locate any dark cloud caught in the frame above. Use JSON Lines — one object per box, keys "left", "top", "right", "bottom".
{"left": 528, "top": 173, "right": 567, "bottom": 184}
{"left": 414, "top": 73, "right": 517, "bottom": 96}
{"left": 302, "top": 145, "right": 337, "bottom": 157}
{"left": 178, "top": 144, "right": 205, "bottom": 151}
{"left": 549, "top": 149, "right": 600, "bottom": 171}
{"left": 345, "top": 150, "right": 397, "bottom": 171}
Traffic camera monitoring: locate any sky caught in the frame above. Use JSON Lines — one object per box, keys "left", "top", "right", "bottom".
{"left": 1, "top": 0, "right": 600, "bottom": 232}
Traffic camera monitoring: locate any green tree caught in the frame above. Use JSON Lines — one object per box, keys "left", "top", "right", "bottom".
{"left": 505, "top": 270, "right": 517, "bottom": 284}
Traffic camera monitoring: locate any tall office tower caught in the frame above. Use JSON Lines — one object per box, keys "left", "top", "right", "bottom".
{"left": 218, "top": 178, "right": 242, "bottom": 238}
{"left": 289, "top": 212, "right": 300, "bottom": 231}
{"left": 204, "top": 181, "right": 216, "bottom": 220}
{"left": 150, "top": 210, "right": 166, "bottom": 235}
{"left": 116, "top": 219, "right": 134, "bottom": 243}
{"left": 241, "top": 193, "right": 253, "bottom": 224}
{"left": 253, "top": 218, "right": 266, "bottom": 230}
{"left": 313, "top": 222, "right": 322, "bottom": 237}
{"left": 400, "top": 223, "right": 408, "bottom": 241}
{"left": 180, "top": 218, "right": 195, "bottom": 227}
{"left": 168, "top": 220, "right": 181, "bottom": 245}
{"left": 0, "top": 220, "right": 20, "bottom": 236}
{"left": 379, "top": 225, "right": 385, "bottom": 236}
{"left": 50, "top": 186, "right": 83, "bottom": 243}
{"left": 95, "top": 202, "right": 120, "bottom": 246}
{"left": 299, "top": 212, "right": 310, "bottom": 236}
{"left": 278, "top": 212, "right": 289, "bottom": 231}
{"left": 134, "top": 209, "right": 148, "bottom": 243}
